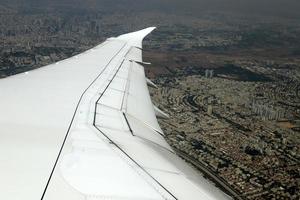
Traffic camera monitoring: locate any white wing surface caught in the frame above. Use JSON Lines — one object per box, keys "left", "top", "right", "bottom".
{"left": 0, "top": 28, "right": 231, "bottom": 200}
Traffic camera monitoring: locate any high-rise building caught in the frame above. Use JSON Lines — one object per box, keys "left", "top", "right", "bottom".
{"left": 207, "top": 105, "right": 213, "bottom": 115}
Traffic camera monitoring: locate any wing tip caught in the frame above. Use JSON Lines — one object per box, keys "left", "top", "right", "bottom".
{"left": 116, "top": 27, "right": 157, "bottom": 47}
{"left": 118, "top": 26, "right": 156, "bottom": 38}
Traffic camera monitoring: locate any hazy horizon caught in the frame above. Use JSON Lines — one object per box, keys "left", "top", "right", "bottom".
{"left": 1, "top": 0, "right": 300, "bottom": 19}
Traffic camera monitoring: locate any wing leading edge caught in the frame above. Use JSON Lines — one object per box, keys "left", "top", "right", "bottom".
{"left": 0, "top": 27, "right": 231, "bottom": 200}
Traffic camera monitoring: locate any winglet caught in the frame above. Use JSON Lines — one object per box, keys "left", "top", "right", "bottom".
{"left": 117, "top": 27, "right": 156, "bottom": 48}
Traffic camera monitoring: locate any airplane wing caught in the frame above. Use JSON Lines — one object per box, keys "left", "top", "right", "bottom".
{"left": 0, "top": 27, "right": 231, "bottom": 200}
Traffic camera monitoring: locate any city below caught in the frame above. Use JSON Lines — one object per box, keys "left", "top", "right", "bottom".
{"left": 0, "top": 2, "right": 299, "bottom": 199}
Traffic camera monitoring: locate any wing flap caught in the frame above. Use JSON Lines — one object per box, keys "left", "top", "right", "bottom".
{"left": 124, "top": 61, "right": 164, "bottom": 134}
{"left": 126, "top": 47, "right": 143, "bottom": 62}
{"left": 125, "top": 113, "right": 172, "bottom": 151}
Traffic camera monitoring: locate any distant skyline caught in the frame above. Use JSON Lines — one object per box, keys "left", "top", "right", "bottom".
{"left": 1, "top": 0, "right": 300, "bottom": 19}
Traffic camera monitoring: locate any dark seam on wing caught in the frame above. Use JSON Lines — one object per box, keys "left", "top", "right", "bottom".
{"left": 40, "top": 41, "right": 127, "bottom": 200}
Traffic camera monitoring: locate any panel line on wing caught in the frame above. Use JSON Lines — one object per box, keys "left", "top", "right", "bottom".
{"left": 91, "top": 48, "right": 178, "bottom": 199}
{"left": 121, "top": 60, "right": 133, "bottom": 112}
{"left": 122, "top": 112, "right": 134, "bottom": 136}
{"left": 96, "top": 103, "right": 122, "bottom": 112}
{"left": 41, "top": 41, "right": 128, "bottom": 200}
{"left": 93, "top": 126, "right": 178, "bottom": 200}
